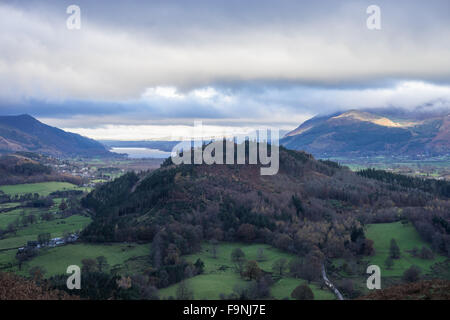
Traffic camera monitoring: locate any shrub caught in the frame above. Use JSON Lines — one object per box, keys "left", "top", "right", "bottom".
{"left": 291, "top": 284, "right": 314, "bottom": 300}
{"left": 402, "top": 265, "right": 421, "bottom": 283}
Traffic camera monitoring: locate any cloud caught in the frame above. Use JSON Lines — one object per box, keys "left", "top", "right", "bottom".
{"left": 1, "top": 0, "right": 450, "bottom": 103}
{"left": 0, "top": 0, "right": 449, "bottom": 140}
{"left": 24, "top": 80, "right": 448, "bottom": 141}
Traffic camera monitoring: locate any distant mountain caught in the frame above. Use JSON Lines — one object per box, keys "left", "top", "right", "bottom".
{"left": 0, "top": 115, "right": 114, "bottom": 157}
{"left": 281, "top": 110, "right": 450, "bottom": 158}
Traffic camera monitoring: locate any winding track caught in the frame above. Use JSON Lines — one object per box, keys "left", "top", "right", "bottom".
{"left": 321, "top": 264, "right": 344, "bottom": 300}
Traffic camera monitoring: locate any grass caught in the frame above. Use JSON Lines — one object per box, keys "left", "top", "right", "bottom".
{"left": 365, "top": 221, "right": 447, "bottom": 277}
{"left": 0, "top": 198, "right": 70, "bottom": 227}
{"left": 159, "top": 242, "right": 335, "bottom": 300}
{"left": 0, "top": 249, "right": 17, "bottom": 267}
{"left": 183, "top": 242, "right": 295, "bottom": 273}
{"left": 0, "top": 182, "right": 80, "bottom": 197}
{"left": 15, "top": 215, "right": 91, "bottom": 238}
{"left": 0, "top": 181, "right": 95, "bottom": 274}
{"left": 0, "top": 202, "right": 21, "bottom": 209}
{"left": 0, "top": 214, "right": 91, "bottom": 250}
{"left": 330, "top": 156, "right": 450, "bottom": 180}
{"left": 16, "top": 243, "right": 150, "bottom": 277}
{"left": 159, "top": 273, "right": 242, "bottom": 300}
{"left": 271, "top": 277, "right": 335, "bottom": 300}
{"left": 0, "top": 208, "right": 27, "bottom": 227}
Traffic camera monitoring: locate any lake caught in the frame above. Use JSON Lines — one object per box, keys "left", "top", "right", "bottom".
{"left": 111, "top": 147, "right": 172, "bottom": 159}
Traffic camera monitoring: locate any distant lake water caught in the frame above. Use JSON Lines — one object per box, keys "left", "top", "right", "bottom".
{"left": 111, "top": 147, "right": 172, "bottom": 159}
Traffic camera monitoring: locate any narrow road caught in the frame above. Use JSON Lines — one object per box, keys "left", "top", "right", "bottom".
{"left": 321, "top": 264, "right": 344, "bottom": 300}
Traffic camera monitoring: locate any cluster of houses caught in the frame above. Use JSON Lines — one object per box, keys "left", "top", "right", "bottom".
{"left": 54, "top": 164, "right": 97, "bottom": 180}
{"left": 18, "top": 233, "right": 79, "bottom": 253}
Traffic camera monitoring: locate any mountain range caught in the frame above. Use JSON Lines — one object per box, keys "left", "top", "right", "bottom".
{"left": 0, "top": 110, "right": 449, "bottom": 159}
{"left": 0, "top": 115, "right": 114, "bottom": 157}
{"left": 281, "top": 110, "right": 450, "bottom": 158}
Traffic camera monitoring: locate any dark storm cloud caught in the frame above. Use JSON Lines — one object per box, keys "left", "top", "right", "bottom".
{"left": 0, "top": 0, "right": 449, "bottom": 131}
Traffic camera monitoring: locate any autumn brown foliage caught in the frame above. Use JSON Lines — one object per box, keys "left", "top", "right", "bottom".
{"left": 359, "top": 280, "right": 450, "bottom": 300}
{"left": 0, "top": 272, "right": 78, "bottom": 300}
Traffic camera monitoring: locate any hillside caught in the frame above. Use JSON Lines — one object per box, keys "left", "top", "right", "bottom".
{"left": 80, "top": 144, "right": 449, "bottom": 293}
{"left": 281, "top": 110, "right": 450, "bottom": 158}
{"left": 0, "top": 272, "right": 77, "bottom": 300}
{"left": 359, "top": 280, "right": 450, "bottom": 300}
{"left": 0, "top": 114, "right": 114, "bottom": 157}
{"left": 0, "top": 154, "right": 81, "bottom": 186}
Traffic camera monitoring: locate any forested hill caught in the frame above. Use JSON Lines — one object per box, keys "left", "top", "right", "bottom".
{"left": 0, "top": 154, "right": 81, "bottom": 185}
{"left": 357, "top": 168, "right": 450, "bottom": 198}
{"left": 81, "top": 145, "right": 450, "bottom": 278}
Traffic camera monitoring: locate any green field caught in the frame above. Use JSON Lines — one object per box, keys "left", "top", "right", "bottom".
{"left": 0, "top": 181, "right": 98, "bottom": 277}
{"left": 183, "top": 243, "right": 294, "bottom": 273}
{"left": 0, "top": 202, "right": 22, "bottom": 209}
{"left": 0, "top": 182, "right": 81, "bottom": 196}
{"left": 0, "top": 249, "right": 17, "bottom": 266}
{"left": 0, "top": 214, "right": 91, "bottom": 250}
{"left": 159, "top": 273, "right": 242, "bottom": 300}
{"left": 159, "top": 242, "right": 335, "bottom": 300}
{"left": 0, "top": 198, "right": 70, "bottom": 227}
{"left": 329, "top": 156, "right": 450, "bottom": 180}
{"left": 365, "top": 221, "right": 447, "bottom": 277}
{"left": 271, "top": 277, "right": 335, "bottom": 300}
{"left": 15, "top": 243, "right": 150, "bottom": 277}
{"left": 0, "top": 208, "right": 28, "bottom": 227}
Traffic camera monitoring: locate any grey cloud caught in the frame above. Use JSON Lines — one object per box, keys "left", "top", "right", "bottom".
{"left": 0, "top": 0, "right": 449, "bottom": 136}
{"left": 1, "top": 0, "right": 450, "bottom": 102}
{"left": 2, "top": 81, "right": 448, "bottom": 130}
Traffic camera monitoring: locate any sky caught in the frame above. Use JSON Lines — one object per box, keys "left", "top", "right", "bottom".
{"left": 0, "top": 0, "right": 449, "bottom": 140}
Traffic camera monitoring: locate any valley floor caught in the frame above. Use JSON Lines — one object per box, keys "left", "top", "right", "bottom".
{"left": 0, "top": 177, "right": 448, "bottom": 300}
{"left": 158, "top": 242, "right": 336, "bottom": 300}
{"left": 330, "top": 156, "right": 450, "bottom": 180}
{"left": 330, "top": 221, "right": 449, "bottom": 298}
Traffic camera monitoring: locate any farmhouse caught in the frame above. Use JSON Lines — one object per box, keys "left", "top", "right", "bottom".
{"left": 17, "top": 233, "right": 79, "bottom": 254}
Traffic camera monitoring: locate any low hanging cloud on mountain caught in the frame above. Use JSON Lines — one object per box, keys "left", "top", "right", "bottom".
{"left": 0, "top": 0, "right": 449, "bottom": 138}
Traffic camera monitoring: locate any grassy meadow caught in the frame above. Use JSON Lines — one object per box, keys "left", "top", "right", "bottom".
{"left": 15, "top": 243, "right": 150, "bottom": 277}
{"left": 0, "top": 214, "right": 91, "bottom": 250}
{"left": 159, "top": 242, "right": 335, "bottom": 300}
{"left": 271, "top": 277, "right": 335, "bottom": 300}
{"left": 0, "top": 182, "right": 82, "bottom": 196}
{"left": 365, "top": 221, "right": 447, "bottom": 277}
{"left": 0, "top": 178, "right": 447, "bottom": 300}
{"left": 0, "top": 180, "right": 93, "bottom": 272}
